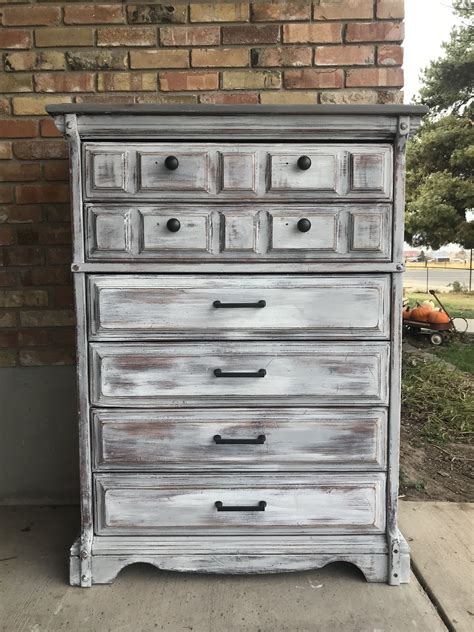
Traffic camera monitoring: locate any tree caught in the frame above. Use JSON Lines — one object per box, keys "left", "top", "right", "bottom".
{"left": 405, "top": 0, "right": 474, "bottom": 252}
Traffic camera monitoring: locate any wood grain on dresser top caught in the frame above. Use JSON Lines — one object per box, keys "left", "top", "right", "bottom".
{"left": 88, "top": 275, "right": 390, "bottom": 340}
{"left": 83, "top": 142, "right": 393, "bottom": 201}
{"left": 94, "top": 473, "right": 386, "bottom": 536}
{"left": 85, "top": 204, "right": 392, "bottom": 262}
{"left": 92, "top": 408, "right": 387, "bottom": 471}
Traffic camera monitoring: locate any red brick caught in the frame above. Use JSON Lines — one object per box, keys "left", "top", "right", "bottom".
{"left": 283, "top": 23, "right": 342, "bottom": 44}
{"left": 251, "top": 2, "right": 310, "bottom": 21}
{"left": 222, "top": 70, "right": 281, "bottom": 90}
{"left": 46, "top": 246, "right": 72, "bottom": 264}
{"left": 21, "top": 266, "right": 70, "bottom": 286}
{"left": 0, "top": 119, "right": 37, "bottom": 138}
{"left": 222, "top": 25, "right": 280, "bottom": 45}
{"left": 42, "top": 204, "right": 70, "bottom": 223}
{"left": 97, "top": 72, "right": 157, "bottom": 92}
{"left": 284, "top": 68, "right": 344, "bottom": 89}
{"left": 192, "top": 48, "right": 249, "bottom": 68}
{"left": 0, "top": 331, "right": 18, "bottom": 348}
{"left": 35, "top": 27, "right": 94, "bottom": 47}
{"left": 377, "top": 0, "right": 404, "bottom": 19}
{"left": 64, "top": 4, "right": 125, "bottom": 24}
{"left": 0, "top": 289, "right": 47, "bottom": 307}
{"left": 0, "top": 204, "right": 42, "bottom": 223}
{"left": 20, "top": 309, "right": 74, "bottom": 327}
{"left": 0, "top": 29, "right": 32, "bottom": 49}
{"left": 346, "top": 22, "right": 404, "bottom": 43}
{"left": 160, "top": 26, "right": 220, "bottom": 47}
{"left": 251, "top": 47, "right": 312, "bottom": 67}
{"left": 130, "top": 50, "right": 189, "bottom": 69}
{"left": 50, "top": 286, "right": 74, "bottom": 308}
{"left": 0, "top": 73, "right": 33, "bottom": 93}
{"left": 13, "top": 140, "right": 68, "bottom": 160}
{"left": 19, "top": 328, "right": 75, "bottom": 347}
{"left": 315, "top": 45, "right": 374, "bottom": 66}
{"left": 5, "top": 51, "right": 65, "bottom": 71}
{"left": 0, "top": 162, "right": 41, "bottom": 182}
{"left": 34, "top": 72, "right": 95, "bottom": 93}
{"left": 0, "top": 186, "right": 14, "bottom": 203}
{"left": 346, "top": 67, "right": 404, "bottom": 87}
{"left": 199, "top": 92, "right": 259, "bottom": 104}
{"left": 40, "top": 119, "right": 62, "bottom": 138}
{"left": 19, "top": 348, "right": 75, "bottom": 367}
{"left": 0, "top": 228, "right": 14, "bottom": 246}
{"left": 159, "top": 71, "right": 219, "bottom": 91}
{"left": 0, "top": 142, "right": 12, "bottom": 160}
{"left": 38, "top": 226, "right": 72, "bottom": 245}
{"left": 190, "top": 3, "right": 249, "bottom": 22}
{"left": 0, "top": 350, "right": 16, "bottom": 367}
{"left": 16, "top": 227, "right": 38, "bottom": 245}
{"left": 98, "top": 27, "right": 156, "bottom": 47}
{"left": 378, "top": 45, "right": 404, "bottom": 66}
{"left": 313, "top": 0, "right": 373, "bottom": 20}
{"left": 43, "top": 160, "right": 69, "bottom": 181}
{"left": 5, "top": 246, "right": 44, "bottom": 266}
{"left": 0, "top": 270, "right": 17, "bottom": 287}
{"left": 15, "top": 184, "right": 69, "bottom": 204}
{"left": 0, "top": 312, "right": 17, "bottom": 328}
{"left": 2, "top": 6, "right": 61, "bottom": 26}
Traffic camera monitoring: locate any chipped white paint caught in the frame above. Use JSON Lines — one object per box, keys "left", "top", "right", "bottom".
{"left": 51, "top": 104, "right": 427, "bottom": 586}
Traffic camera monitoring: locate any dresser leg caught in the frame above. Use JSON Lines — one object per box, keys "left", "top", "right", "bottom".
{"left": 389, "top": 532, "right": 411, "bottom": 585}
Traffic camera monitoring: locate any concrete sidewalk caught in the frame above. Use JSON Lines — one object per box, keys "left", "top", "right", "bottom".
{"left": 0, "top": 506, "right": 447, "bottom": 632}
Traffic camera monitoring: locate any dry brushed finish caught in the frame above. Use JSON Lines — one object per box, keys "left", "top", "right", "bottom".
{"left": 91, "top": 408, "right": 387, "bottom": 471}
{"left": 50, "top": 104, "right": 427, "bottom": 586}
{"left": 90, "top": 342, "right": 390, "bottom": 408}
{"left": 85, "top": 203, "right": 393, "bottom": 262}
{"left": 94, "top": 473, "right": 386, "bottom": 536}
{"left": 83, "top": 142, "right": 393, "bottom": 200}
{"left": 88, "top": 275, "right": 390, "bottom": 340}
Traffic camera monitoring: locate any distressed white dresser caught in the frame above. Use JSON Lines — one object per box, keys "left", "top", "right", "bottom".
{"left": 48, "top": 104, "right": 426, "bottom": 587}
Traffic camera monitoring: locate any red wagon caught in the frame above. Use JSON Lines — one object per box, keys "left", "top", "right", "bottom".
{"left": 403, "top": 289, "right": 468, "bottom": 345}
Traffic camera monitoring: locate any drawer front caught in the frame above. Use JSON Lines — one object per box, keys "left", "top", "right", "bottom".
{"left": 92, "top": 408, "right": 387, "bottom": 471}
{"left": 90, "top": 342, "right": 389, "bottom": 407}
{"left": 85, "top": 204, "right": 392, "bottom": 262}
{"left": 83, "top": 143, "right": 392, "bottom": 201}
{"left": 88, "top": 275, "right": 390, "bottom": 341}
{"left": 94, "top": 473, "right": 386, "bottom": 535}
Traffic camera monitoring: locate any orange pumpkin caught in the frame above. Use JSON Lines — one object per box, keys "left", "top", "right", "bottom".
{"left": 402, "top": 307, "right": 412, "bottom": 320}
{"left": 410, "top": 303, "right": 432, "bottom": 322}
{"left": 428, "top": 309, "right": 450, "bottom": 324}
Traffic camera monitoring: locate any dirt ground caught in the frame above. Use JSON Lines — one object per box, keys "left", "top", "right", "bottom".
{"left": 400, "top": 425, "right": 474, "bottom": 502}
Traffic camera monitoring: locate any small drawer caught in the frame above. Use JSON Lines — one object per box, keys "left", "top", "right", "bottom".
{"left": 89, "top": 341, "right": 390, "bottom": 408}
{"left": 83, "top": 143, "right": 392, "bottom": 201}
{"left": 88, "top": 275, "right": 390, "bottom": 341}
{"left": 85, "top": 204, "right": 392, "bottom": 262}
{"left": 94, "top": 473, "right": 386, "bottom": 535}
{"left": 92, "top": 408, "right": 387, "bottom": 471}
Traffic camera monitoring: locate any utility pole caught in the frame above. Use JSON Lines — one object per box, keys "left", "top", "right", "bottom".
{"left": 470, "top": 248, "right": 472, "bottom": 291}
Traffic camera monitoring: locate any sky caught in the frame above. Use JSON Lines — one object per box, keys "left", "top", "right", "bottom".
{"left": 404, "top": 0, "right": 462, "bottom": 103}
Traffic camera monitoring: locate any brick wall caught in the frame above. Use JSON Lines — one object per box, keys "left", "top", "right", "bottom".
{"left": 0, "top": 0, "right": 404, "bottom": 368}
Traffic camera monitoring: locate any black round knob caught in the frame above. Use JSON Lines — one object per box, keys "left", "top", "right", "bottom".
{"left": 164, "top": 155, "right": 179, "bottom": 170}
{"left": 297, "top": 218, "right": 311, "bottom": 233}
{"left": 166, "top": 218, "right": 181, "bottom": 232}
{"left": 297, "top": 155, "right": 312, "bottom": 171}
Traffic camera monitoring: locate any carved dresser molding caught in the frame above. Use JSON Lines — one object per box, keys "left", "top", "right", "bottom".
{"left": 48, "top": 104, "right": 427, "bottom": 587}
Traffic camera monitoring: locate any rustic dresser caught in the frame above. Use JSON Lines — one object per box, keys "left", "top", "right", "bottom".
{"left": 48, "top": 104, "right": 426, "bottom": 587}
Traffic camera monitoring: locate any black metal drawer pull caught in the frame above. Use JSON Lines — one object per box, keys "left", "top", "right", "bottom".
{"left": 214, "top": 368, "right": 266, "bottom": 378}
{"left": 164, "top": 155, "right": 179, "bottom": 170}
{"left": 215, "top": 501, "right": 267, "bottom": 512}
{"left": 214, "top": 434, "right": 266, "bottom": 445}
{"left": 213, "top": 300, "right": 266, "bottom": 309}
{"left": 166, "top": 218, "right": 181, "bottom": 232}
{"left": 297, "top": 155, "right": 312, "bottom": 170}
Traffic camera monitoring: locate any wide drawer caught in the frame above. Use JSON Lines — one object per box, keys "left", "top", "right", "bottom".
{"left": 94, "top": 473, "right": 386, "bottom": 535}
{"left": 88, "top": 275, "right": 390, "bottom": 341}
{"left": 85, "top": 203, "right": 392, "bottom": 262}
{"left": 90, "top": 342, "right": 390, "bottom": 408}
{"left": 92, "top": 408, "right": 387, "bottom": 471}
{"left": 83, "top": 142, "right": 392, "bottom": 201}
